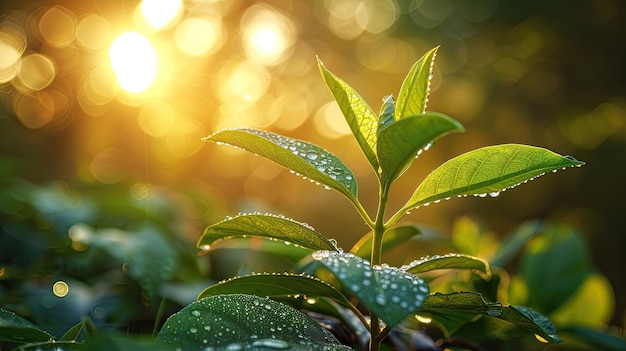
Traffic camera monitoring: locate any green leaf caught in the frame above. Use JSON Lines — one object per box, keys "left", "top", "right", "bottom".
{"left": 156, "top": 294, "right": 351, "bottom": 350}
{"left": 197, "top": 273, "right": 352, "bottom": 309}
{"left": 59, "top": 319, "right": 87, "bottom": 341}
{"left": 204, "top": 128, "right": 358, "bottom": 202}
{"left": 311, "top": 251, "right": 429, "bottom": 327}
{"left": 0, "top": 308, "right": 53, "bottom": 343}
{"left": 377, "top": 112, "right": 464, "bottom": 186}
{"left": 401, "top": 144, "right": 585, "bottom": 212}
{"left": 197, "top": 213, "right": 339, "bottom": 252}
{"left": 70, "top": 224, "right": 177, "bottom": 301}
{"left": 490, "top": 220, "right": 543, "bottom": 267}
{"left": 14, "top": 341, "right": 82, "bottom": 351}
{"left": 420, "top": 292, "right": 562, "bottom": 343}
{"left": 514, "top": 306, "right": 562, "bottom": 343}
{"left": 401, "top": 253, "right": 491, "bottom": 278}
{"left": 317, "top": 57, "right": 379, "bottom": 172}
{"left": 377, "top": 94, "right": 395, "bottom": 134}
{"left": 395, "top": 46, "right": 438, "bottom": 120}
{"left": 80, "top": 332, "right": 174, "bottom": 351}
{"left": 521, "top": 223, "right": 592, "bottom": 314}
{"left": 559, "top": 326, "right": 626, "bottom": 351}
{"left": 350, "top": 224, "right": 421, "bottom": 259}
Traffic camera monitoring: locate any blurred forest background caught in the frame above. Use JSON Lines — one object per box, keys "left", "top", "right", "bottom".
{"left": 1, "top": 0, "right": 625, "bottom": 335}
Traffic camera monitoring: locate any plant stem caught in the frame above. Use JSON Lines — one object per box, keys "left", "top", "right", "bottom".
{"left": 369, "top": 185, "right": 389, "bottom": 351}
{"left": 371, "top": 187, "right": 388, "bottom": 266}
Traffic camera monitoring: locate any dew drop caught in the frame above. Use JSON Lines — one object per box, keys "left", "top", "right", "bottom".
{"left": 375, "top": 294, "right": 386, "bottom": 305}
{"left": 225, "top": 343, "right": 244, "bottom": 351}
{"left": 251, "top": 339, "right": 291, "bottom": 349}
{"left": 189, "top": 327, "right": 198, "bottom": 334}
{"left": 486, "top": 302, "right": 503, "bottom": 316}
{"left": 305, "top": 150, "right": 318, "bottom": 160}
{"left": 191, "top": 310, "right": 201, "bottom": 317}
{"left": 564, "top": 155, "right": 578, "bottom": 162}
{"left": 489, "top": 191, "right": 500, "bottom": 197}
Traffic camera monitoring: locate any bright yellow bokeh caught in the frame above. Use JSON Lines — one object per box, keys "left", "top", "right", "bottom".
{"left": 138, "top": 101, "right": 176, "bottom": 137}
{"left": 241, "top": 5, "right": 296, "bottom": 66}
{"left": 175, "top": 17, "right": 223, "bottom": 57}
{"left": 109, "top": 32, "right": 157, "bottom": 93}
{"left": 15, "top": 53, "right": 56, "bottom": 92}
{"left": 140, "top": 0, "right": 183, "bottom": 30}
{"left": 76, "top": 14, "right": 111, "bottom": 50}
{"left": 0, "top": 29, "right": 25, "bottom": 83}
{"left": 53, "top": 281, "right": 69, "bottom": 298}
{"left": 38, "top": 5, "right": 76, "bottom": 48}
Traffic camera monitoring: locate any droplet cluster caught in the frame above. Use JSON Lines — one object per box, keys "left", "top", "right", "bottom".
{"left": 213, "top": 128, "right": 357, "bottom": 194}
{"left": 157, "top": 294, "right": 350, "bottom": 350}
{"left": 312, "top": 251, "right": 429, "bottom": 322}
{"left": 408, "top": 159, "right": 584, "bottom": 213}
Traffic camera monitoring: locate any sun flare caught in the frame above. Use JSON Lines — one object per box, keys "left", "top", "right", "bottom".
{"left": 109, "top": 31, "right": 157, "bottom": 94}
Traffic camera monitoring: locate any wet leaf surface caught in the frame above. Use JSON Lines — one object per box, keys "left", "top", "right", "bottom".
{"left": 156, "top": 294, "right": 351, "bottom": 350}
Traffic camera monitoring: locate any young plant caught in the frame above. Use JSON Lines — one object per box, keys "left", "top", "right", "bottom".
{"left": 157, "top": 47, "right": 584, "bottom": 350}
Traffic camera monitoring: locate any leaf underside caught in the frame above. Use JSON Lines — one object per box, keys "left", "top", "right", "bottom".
{"left": 403, "top": 144, "right": 584, "bottom": 212}
{"left": 197, "top": 213, "right": 339, "bottom": 252}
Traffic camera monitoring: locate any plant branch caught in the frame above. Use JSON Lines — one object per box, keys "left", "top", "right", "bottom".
{"left": 349, "top": 196, "right": 376, "bottom": 229}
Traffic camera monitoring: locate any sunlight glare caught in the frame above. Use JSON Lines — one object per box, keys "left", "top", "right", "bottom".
{"left": 140, "top": 0, "right": 182, "bottom": 30}
{"left": 109, "top": 32, "right": 157, "bottom": 94}
{"left": 241, "top": 5, "right": 296, "bottom": 66}
{"left": 0, "top": 31, "right": 25, "bottom": 84}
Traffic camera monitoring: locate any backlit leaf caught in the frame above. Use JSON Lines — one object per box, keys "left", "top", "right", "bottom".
{"left": 156, "top": 294, "right": 350, "bottom": 350}
{"left": 521, "top": 223, "right": 593, "bottom": 314}
{"left": 197, "top": 273, "right": 352, "bottom": 309}
{"left": 401, "top": 253, "right": 491, "bottom": 277}
{"left": 197, "top": 213, "right": 339, "bottom": 252}
{"left": 377, "top": 94, "right": 395, "bottom": 134}
{"left": 395, "top": 46, "right": 438, "bottom": 120}
{"left": 377, "top": 112, "right": 464, "bottom": 186}
{"left": 204, "top": 128, "right": 358, "bottom": 203}
{"left": 318, "top": 57, "right": 379, "bottom": 172}
{"left": 311, "top": 251, "right": 429, "bottom": 327}
{"left": 401, "top": 144, "right": 584, "bottom": 213}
